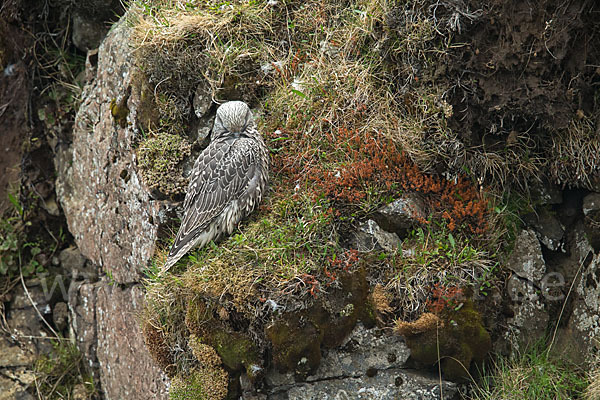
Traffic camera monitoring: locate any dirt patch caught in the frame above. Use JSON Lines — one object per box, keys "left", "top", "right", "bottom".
{"left": 447, "top": 0, "right": 599, "bottom": 143}
{"left": 0, "top": 21, "right": 30, "bottom": 214}
{"left": 386, "top": 0, "right": 600, "bottom": 188}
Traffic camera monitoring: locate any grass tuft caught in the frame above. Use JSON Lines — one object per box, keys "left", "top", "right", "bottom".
{"left": 471, "top": 344, "right": 588, "bottom": 400}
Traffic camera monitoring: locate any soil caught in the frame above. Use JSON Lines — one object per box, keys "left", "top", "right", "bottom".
{"left": 445, "top": 0, "right": 600, "bottom": 148}
{"left": 0, "top": 21, "right": 29, "bottom": 214}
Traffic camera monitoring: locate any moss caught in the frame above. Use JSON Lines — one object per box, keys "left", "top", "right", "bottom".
{"left": 188, "top": 335, "right": 221, "bottom": 367}
{"left": 185, "top": 299, "right": 261, "bottom": 381}
{"left": 131, "top": 71, "right": 161, "bottom": 133}
{"left": 395, "top": 298, "right": 491, "bottom": 381}
{"left": 266, "top": 269, "right": 376, "bottom": 374}
{"left": 169, "top": 366, "right": 228, "bottom": 400}
{"left": 136, "top": 132, "right": 191, "bottom": 198}
{"left": 110, "top": 97, "right": 129, "bottom": 128}
{"left": 266, "top": 310, "right": 323, "bottom": 375}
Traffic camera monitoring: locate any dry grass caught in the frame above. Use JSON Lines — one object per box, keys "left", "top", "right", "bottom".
{"left": 586, "top": 369, "right": 600, "bottom": 400}
{"left": 550, "top": 117, "right": 600, "bottom": 190}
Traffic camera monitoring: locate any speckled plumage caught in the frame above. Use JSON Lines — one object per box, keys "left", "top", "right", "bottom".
{"left": 163, "top": 101, "right": 269, "bottom": 272}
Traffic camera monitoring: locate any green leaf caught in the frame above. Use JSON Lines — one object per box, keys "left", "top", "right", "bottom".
{"left": 448, "top": 232, "right": 455, "bottom": 250}
{"left": 8, "top": 193, "right": 23, "bottom": 216}
{"left": 291, "top": 89, "right": 306, "bottom": 99}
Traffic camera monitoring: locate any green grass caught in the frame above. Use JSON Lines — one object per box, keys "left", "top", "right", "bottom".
{"left": 34, "top": 340, "right": 97, "bottom": 400}
{"left": 470, "top": 343, "right": 588, "bottom": 400}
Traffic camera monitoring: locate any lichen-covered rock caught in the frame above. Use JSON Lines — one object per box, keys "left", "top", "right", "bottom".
{"left": 504, "top": 275, "right": 549, "bottom": 352}
{"left": 506, "top": 229, "right": 546, "bottom": 282}
{"left": 583, "top": 193, "right": 600, "bottom": 252}
{"left": 352, "top": 219, "right": 401, "bottom": 252}
{"left": 56, "top": 15, "right": 165, "bottom": 284}
{"left": 96, "top": 283, "right": 169, "bottom": 399}
{"left": 551, "top": 253, "right": 600, "bottom": 366}
{"left": 68, "top": 281, "right": 98, "bottom": 375}
{"left": 261, "top": 324, "right": 457, "bottom": 400}
{"left": 59, "top": 245, "right": 96, "bottom": 280}
{"left": 373, "top": 193, "right": 425, "bottom": 237}
{"left": 524, "top": 209, "right": 565, "bottom": 252}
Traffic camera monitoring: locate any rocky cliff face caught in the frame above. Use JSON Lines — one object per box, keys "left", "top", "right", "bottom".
{"left": 1, "top": 0, "right": 600, "bottom": 399}
{"left": 55, "top": 16, "right": 170, "bottom": 400}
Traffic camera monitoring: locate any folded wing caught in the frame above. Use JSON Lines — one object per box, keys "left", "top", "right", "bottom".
{"left": 163, "top": 138, "right": 258, "bottom": 271}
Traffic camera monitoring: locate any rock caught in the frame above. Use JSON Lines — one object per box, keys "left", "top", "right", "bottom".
{"left": 72, "top": 383, "right": 89, "bottom": 400}
{"left": 59, "top": 246, "right": 97, "bottom": 280}
{"left": 504, "top": 275, "right": 549, "bottom": 352}
{"left": 68, "top": 281, "right": 99, "bottom": 378}
{"left": 0, "top": 375, "right": 30, "bottom": 400}
{"left": 193, "top": 81, "right": 212, "bottom": 118}
{"left": 583, "top": 193, "right": 600, "bottom": 216}
{"left": 0, "top": 337, "right": 36, "bottom": 367}
{"left": 552, "top": 253, "right": 600, "bottom": 366}
{"left": 56, "top": 14, "right": 164, "bottom": 284}
{"left": 530, "top": 181, "right": 563, "bottom": 205}
{"left": 352, "top": 220, "right": 401, "bottom": 252}
{"left": 583, "top": 193, "right": 600, "bottom": 252}
{"left": 506, "top": 229, "right": 546, "bottom": 282}
{"left": 524, "top": 209, "right": 565, "bottom": 252}
{"left": 95, "top": 283, "right": 169, "bottom": 399}
{"left": 10, "top": 282, "right": 50, "bottom": 310}
{"left": 270, "top": 369, "right": 456, "bottom": 400}
{"left": 373, "top": 194, "right": 425, "bottom": 238}
{"left": 52, "top": 301, "right": 68, "bottom": 332}
{"left": 260, "top": 324, "right": 456, "bottom": 399}
{"left": 72, "top": 12, "right": 108, "bottom": 51}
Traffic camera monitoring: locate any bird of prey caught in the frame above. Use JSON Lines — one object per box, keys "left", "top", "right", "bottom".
{"left": 162, "top": 101, "right": 269, "bottom": 272}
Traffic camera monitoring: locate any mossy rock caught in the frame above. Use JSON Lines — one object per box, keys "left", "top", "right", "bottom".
{"left": 266, "top": 310, "right": 323, "bottom": 375}
{"left": 136, "top": 132, "right": 191, "bottom": 198}
{"left": 169, "top": 366, "right": 228, "bottom": 400}
{"left": 185, "top": 299, "right": 261, "bottom": 381}
{"left": 266, "top": 269, "right": 376, "bottom": 375}
{"left": 396, "top": 299, "right": 491, "bottom": 381}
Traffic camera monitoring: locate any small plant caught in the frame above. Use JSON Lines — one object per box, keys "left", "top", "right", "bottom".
{"left": 34, "top": 340, "right": 98, "bottom": 399}
{"left": 426, "top": 283, "right": 464, "bottom": 313}
{"left": 0, "top": 193, "right": 46, "bottom": 279}
{"left": 136, "top": 132, "right": 192, "bottom": 198}
{"left": 471, "top": 342, "right": 588, "bottom": 400}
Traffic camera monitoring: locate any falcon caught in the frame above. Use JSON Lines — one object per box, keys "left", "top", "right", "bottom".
{"left": 163, "top": 101, "right": 269, "bottom": 272}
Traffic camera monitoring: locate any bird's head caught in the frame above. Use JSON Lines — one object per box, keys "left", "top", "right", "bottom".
{"left": 212, "top": 101, "right": 255, "bottom": 139}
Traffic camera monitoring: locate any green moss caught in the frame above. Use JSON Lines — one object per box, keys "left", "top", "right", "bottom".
{"left": 211, "top": 330, "right": 260, "bottom": 377}
{"left": 399, "top": 298, "right": 491, "bottom": 381}
{"left": 170, "top": 367, "right": 228, "bottom": 400}
{"left": 266, "top": 269, "right": 376, "bottom": 374}
{"left": 110, "top": 97, "right": 129, "bottom": 128}
{"left": 185, "top": 299, "right": 261, "bottom": 381}
{"left": 266, "top": 311, "right": 323, "bottom": 375}
{"left": 136, "top": 132, "right": 191, "bottom": 198}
